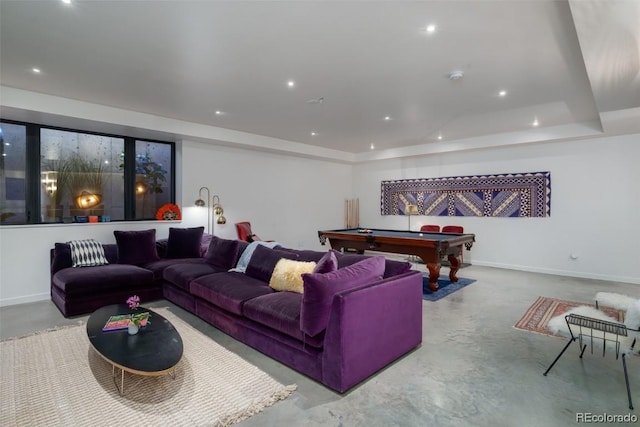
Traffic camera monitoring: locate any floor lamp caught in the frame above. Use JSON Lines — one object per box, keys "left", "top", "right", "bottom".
{"left": 195, "top": 187, "right": 226, "bottom": 235}
{"left": 406, "top": 204, "right": 418, "bottom": 231}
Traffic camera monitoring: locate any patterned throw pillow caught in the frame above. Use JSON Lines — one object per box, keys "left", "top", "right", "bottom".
{"left": 67, "top": 239, "right": 109, "bottom": 267}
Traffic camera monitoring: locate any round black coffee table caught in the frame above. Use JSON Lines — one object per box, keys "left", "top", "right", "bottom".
{"left": 86, "top": 304, "right": 183, "bottom": 395}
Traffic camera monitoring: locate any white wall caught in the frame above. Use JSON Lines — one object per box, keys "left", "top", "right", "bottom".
{"left": 178, "top": 139, "right": 352, "bottom": 248}
{"left": 354, "top": 133, "right": 640, "bottom": 284}
{"left": 1, "top": 110, "right": 638, "bottom": 307}
{"left": 0, "top": 139, "right": 352, "bottom": 307}
{"left": 0, "top": 221, "right": 177, "bottom": 306}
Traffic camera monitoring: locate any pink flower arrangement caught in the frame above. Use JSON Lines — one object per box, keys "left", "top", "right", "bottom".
{"left": 126, "top": 295, "right": 140, "bottom": 310}
{"left": 126, "top": 295, "right": 148, "bottom": 326}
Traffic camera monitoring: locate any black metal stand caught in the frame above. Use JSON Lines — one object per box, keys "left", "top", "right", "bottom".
{"left": 543, "top": 313, "right": 637, "bottom": 410}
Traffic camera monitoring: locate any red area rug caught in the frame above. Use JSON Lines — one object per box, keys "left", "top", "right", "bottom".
{"left": 514, "top": 296, "right": 625, "bottom": 338}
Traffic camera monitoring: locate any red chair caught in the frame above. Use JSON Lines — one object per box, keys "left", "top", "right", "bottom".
{"left": 442, "top": 225, "right": 464, "bottom": 234}
{"left": 420, "top": 225, "right": 440, "bottom": 232}
{"left": 235, "top": 221, "right": 270, "bottom": 242}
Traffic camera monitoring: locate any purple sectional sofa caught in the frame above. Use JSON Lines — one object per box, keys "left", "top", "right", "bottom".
{"left": 50, "top": 229, "right": 424, "bottom": 393}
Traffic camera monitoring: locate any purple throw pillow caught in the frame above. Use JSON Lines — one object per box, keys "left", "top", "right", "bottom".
{"left": 383, "top": 259, "right": 412, "bottom": 277}
{"left": 313, "top": 250, "right": 338, "bottom": 274}
{"left": 245, "top": 245, "right": 299, "bottom": 283}
{"left": 114, "top": 229, "right": 160, "bottom": 265}
{"left": 52, "top": 243, "right": 72, "bottom": 273}
{"left": 204, "top": 236, "right": 241, "bottom": 269}
{"left": 333, "top": 249, "right": 410, "bottom": 278}
{"left": 300, "top": 256, "right": 386, "bottom": 336}
{"left": 166, "top": 226, "right": 204, "bottom": 258}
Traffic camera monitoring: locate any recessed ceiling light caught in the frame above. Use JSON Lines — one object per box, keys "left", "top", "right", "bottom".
{"left": 437, "top": 135, "right": 443, "bottom": 140}
{"left": 32, "top": 68, "right": 41, "bottom": 74}
{"left": 61, "top": 0, "right": 72, "bottom": 4}
{"left": 425, "top": 24, "right": 437, "bottom": 33}
{"left": 104, "top": 160, "right": 109, "bottom": 164}
{"left": 370, "top": 143, "right": 375, "bottom": 150}
{"left": 310, "top": 131, "right": 317, "bottom": 136}
{"left": 532, "top": 118, "right": 539, "bottom": 127}
{"left": 287, "top": 80, "right": 295, "bottom": 88}
{"left": 448, "top": 70, "right": 464, "bottom": 80}
{"left": 215, "top": 110, "right": 224, "bottom": 116}
{"left": 499, "top": 90, "right": 507, "bottom": 97}
{"left": 384, "top": 116, "right": 391, "bottom": 121}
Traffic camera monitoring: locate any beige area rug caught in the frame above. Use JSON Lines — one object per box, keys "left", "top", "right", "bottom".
{"left": 0, "top": 308, "right": 296, "bottom": 426}
{"left": 514, "top": 296, "right": 625, "bottom": 338}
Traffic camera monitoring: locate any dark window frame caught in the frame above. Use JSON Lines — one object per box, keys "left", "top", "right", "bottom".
{"left": 0, "top": 118, "right": 175, "bottom": 224}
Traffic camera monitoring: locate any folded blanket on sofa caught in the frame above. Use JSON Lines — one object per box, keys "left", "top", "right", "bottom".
{"left": 230, "top": 241, "right": 281, "bottom": 273}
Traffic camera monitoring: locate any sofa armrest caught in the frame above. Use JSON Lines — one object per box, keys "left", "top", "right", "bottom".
{"left": 321, "top": 270, "right": 423, "bottom": 392}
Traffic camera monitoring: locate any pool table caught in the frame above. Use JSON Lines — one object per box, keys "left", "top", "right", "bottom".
{"left": 318, "top": 228, "right": 475, "bottom": 291}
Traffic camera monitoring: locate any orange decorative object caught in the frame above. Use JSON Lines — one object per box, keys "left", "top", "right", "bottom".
{"left": 156, "top": 203, "right": 181, "bottom": 221}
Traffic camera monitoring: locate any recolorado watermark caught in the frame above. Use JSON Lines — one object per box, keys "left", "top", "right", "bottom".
{"left": 576, "top": 412, "right": 638, "bottom": 423}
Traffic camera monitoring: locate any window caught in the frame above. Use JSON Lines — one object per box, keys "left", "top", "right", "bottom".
{"left": 41, "top": 128, "right": 125, "bottom": 221}
{"left": 0, "top": 120, "right": 174, "bottom": 224}
{"left": 132, "top": 140, "right": 173, "bottom": 220}
{"left": 0, "top": 123, "right": 27, "bottom": 224}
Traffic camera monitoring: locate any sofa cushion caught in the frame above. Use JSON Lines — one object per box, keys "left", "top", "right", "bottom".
{"left": 233, "top": 241, "right": 282, "bottom": 273}
{"left": 114, "top": 229, "right": 160, "bottom": 265}
{"left": 166, "top": 227, "right": 204, "bottom": 258}
{"left": 269, "top": 259, "right": 317, "bottom": 293}
{"left": 52, "top": 264, "right": 154, "bottom": 296}
{"left": 52, "top": 243, "right": 119, "bottom": 274}
{"left": 333, "top": 250, "right": 411, "bottom": 278}
{"left": 52, "top": 243, "right": 73, "bottom": 273}
{"left": 300, "top": 256, "right": 386, "bottom": 336}
{"left": 313, "top": 250, "right": 338, "bottom": 274}
{"left": 200, "top": 233, "right": 213, "bottom": 257}
{"left": 243, "top": 292, "right": 325, "bottom": 349}
{"left": 245, "top": 245, "right": 299, "bottom": 283}
{"left": 278, "top": 248, "right": 326, "bottom": 263}
{"left": 68, "top": 239, "right": 109, "bottom": 267}
{"left": 190, "top": 272, "right": 274, "bottom": 315}
{"left": 204, "top": 236, "right": 241, "bottom": 269}
{"left": 163, "top": 261, "right": 226, "bottom": 291}
{"left": 142, "top": 257, "right": 208, "bottom": 281}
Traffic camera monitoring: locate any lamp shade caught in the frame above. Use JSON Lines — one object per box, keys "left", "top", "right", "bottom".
{"left": 75, "top": 191, "right": 101, "bottom": 209}
{"left": 406, "top": 204, "right": 419, "bottom": 215}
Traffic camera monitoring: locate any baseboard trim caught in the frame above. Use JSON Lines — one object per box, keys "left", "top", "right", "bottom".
{"left": 0, "top": 292, "right": 50, "bottom": 307}
{"left": 472, "top": 261, "right": 640, "bottom": 285}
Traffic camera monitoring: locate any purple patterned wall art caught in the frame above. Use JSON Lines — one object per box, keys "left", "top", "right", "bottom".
{"left": 381, "top": 171, "right": 551, "bottom": 217}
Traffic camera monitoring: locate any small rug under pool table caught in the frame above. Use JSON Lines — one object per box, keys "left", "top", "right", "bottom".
{"left": 422, "top": 274, "right": 476, "bottom": 301}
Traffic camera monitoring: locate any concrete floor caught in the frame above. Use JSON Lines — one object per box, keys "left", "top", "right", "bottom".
{"left": 1, "top": 263, "right": 639, "bottom": 426}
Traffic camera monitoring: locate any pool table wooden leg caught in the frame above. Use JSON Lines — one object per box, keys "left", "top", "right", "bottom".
{"left": 426, "top": 263, "right": 441, "bottom": 291}
{"left": 448, "top": 254, "right": 460, "bottom": 283}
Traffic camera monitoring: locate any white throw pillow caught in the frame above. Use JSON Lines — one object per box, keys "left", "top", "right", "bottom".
{"left": 68, "top": 239, "right": 108, "bottom": 267}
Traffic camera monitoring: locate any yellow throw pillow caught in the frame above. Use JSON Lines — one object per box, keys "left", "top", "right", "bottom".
{"left": 269, "top": 258, "right": 317, "bottom": 293}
